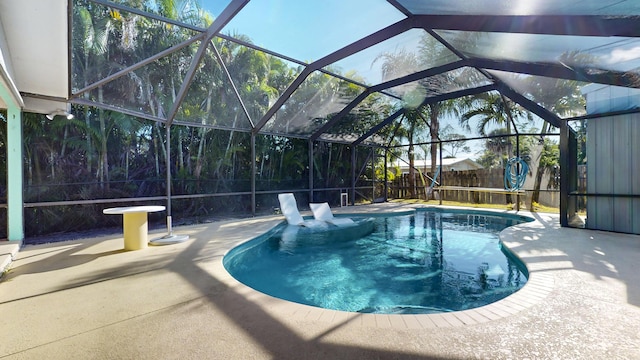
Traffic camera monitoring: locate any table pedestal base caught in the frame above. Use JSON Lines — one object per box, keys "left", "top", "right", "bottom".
{"left": 123, "top": 212, "right": 148, "bottom": 250}
{"left": 103, "top": 205, "right": 166, "bottom": 251}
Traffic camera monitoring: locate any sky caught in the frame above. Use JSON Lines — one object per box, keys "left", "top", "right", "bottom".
{"left": 205, "top": 0, "right": 405, "bottom": 64}
{"left": 196, "top": 0, "right": 568, "bottom": 161}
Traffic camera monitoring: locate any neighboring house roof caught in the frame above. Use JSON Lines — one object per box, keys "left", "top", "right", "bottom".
{"left": 392, "top": 157, "right": 484, "bottom": 172}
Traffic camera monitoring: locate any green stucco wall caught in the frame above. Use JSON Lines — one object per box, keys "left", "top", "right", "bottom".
{"left": 0, "top": 82, "right": 24, "bottom": 241}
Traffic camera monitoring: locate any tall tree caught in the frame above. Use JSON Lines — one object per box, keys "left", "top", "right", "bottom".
{"left": 522, "top": 55, "right": 585, "bottom": 207}
{"left": 475, "top": 128, "right": 514, "bottom": 169}
{"left": 374, "top": 41, "right": 463, "bottom": 198}
{"left": 374, "top": 48, "right": 425, "bottom": 198}
{"left": 459, "top": 92, "right": 531, "bottom": 161}
{"left": 459, "top": 92, "right": 533, "bottom": 204}
{"left": 72, "top": 1, "right": 115, "bottom": 175}
{"left": 440, "top": 124, "right": 471, "bottom": 158}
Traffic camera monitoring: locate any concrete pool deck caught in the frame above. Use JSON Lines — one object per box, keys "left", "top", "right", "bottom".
{"left": 1, "top": 202, "right": 639, "bottom": 359}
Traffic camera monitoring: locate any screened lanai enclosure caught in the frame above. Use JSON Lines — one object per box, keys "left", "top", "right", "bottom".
{"left": 1, "top": 0, "right": 640, "bottom": 239}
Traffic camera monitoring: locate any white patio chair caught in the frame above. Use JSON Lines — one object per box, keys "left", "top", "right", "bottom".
{"left": 309, "top": 202, "right": 355, "bottom": 226}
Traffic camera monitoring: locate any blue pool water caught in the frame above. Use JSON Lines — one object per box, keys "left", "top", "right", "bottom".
{"left": 223, "top": 209, "right": 532, "bottom": 314}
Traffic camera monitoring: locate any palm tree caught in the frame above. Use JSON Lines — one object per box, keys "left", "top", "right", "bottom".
{"left": 459, "top": 92, "right": 533, "bottom": 203}
{"left": 522, "top": 65, "right": 585, "bottom": 207}
{"left": 459, "top": 92, "right": 531, "bottom": 162}
{"left": 374, "top": 33, "right": 475, "bottom": 199}
{"left": 374, "top": 48, "right": 438, "bottom": 198}
{"left": 460, "top": 93, "right": 520, "bottom": 135}
{"left": 475, "top": 128, "right": 513, "bottom": 169}
{"left": 72, "top": 2, "right": 115, "bottom": 176}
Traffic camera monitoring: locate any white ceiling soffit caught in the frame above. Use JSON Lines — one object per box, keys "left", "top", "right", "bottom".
{"left": 0, "top": 0, "right": 69, "bottom": 114}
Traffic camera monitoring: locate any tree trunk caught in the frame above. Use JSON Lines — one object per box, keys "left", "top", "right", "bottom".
{"left": 429, "top": 105, "right": 440, "bottom": 200}
{"left": 408, "top": 119, "right": 417, "bottom": 199}
{"left": 83, "top": 56, "right": 93, "bottom": 175}
{"left": 153, "top": 124, "right": 163, "bottom": 178}
{"left": 34, "top": 146, "right": 42, "bottom": 184}
{"left": 326, "top": 144, "right": 332, "bottom": 189}
{"left": 531, "top": 122, "right": 550, "bottom": 208}
{"left": 177, "top": 128, "right": 184, "bottom": 172}
{"left": 26, "top": 148, "right": 33, "bottom": 186}
{"left": 278, "top": 145, "right": 285, "bottom": 180}
{"left": 60, "top": 124, "right": 68, "bottom": 158}
{"left": 125, "top": 147, "right": 129, "bottom": 180}
{"left": 98, "top": 87, "right": 109, "bottom": 190}
{"left": 408, "top": 144, "right": 415, "bottom": 198}
{"left": 194, "top": 128, "right": 206, "bottom": 179}
{"left": 531, "top": 166, "right": 545, "bottom": 208}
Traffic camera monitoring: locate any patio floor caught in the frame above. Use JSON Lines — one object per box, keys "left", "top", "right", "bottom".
{"left": 1, "top": 203, "right": 639, "bottom": 359}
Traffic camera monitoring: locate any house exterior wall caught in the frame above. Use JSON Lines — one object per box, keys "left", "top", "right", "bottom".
{"left": 0, "top": 83, "right": 24, "bottom": 241}
{"left": 1, "top": 15, "right": 25, "bottom": 241}
{"left": 586, "top": 113, "right": 640, "bottom": 234}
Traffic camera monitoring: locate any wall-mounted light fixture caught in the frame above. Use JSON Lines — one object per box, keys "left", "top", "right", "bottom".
{"left": 46, "top": 110, "right": 74, "bottom": 120}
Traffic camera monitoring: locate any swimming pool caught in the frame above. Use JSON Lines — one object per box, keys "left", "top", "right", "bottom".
{"left": 223, "top": 208, "right": 532, "bottom": 314}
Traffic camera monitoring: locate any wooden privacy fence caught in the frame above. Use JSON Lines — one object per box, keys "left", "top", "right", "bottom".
{"left": 390, "top": 168, "right": 522, "bottom": 205}
{"left": 388, "top": 165, "right": 585, "bottom": 210}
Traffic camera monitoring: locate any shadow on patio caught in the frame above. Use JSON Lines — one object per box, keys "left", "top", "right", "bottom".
{"left": 1, "top": 214, "right": 464, "bottom": 359}
{"left": 1, "top": 206, "right": 639, "bottom": 359}
{"left": 503, "top": 211, "right": 640, "bottom": 308}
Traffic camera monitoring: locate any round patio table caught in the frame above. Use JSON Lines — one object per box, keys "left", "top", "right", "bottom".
{"left": 103, "top": 206, "right": 165, "bottom": 250}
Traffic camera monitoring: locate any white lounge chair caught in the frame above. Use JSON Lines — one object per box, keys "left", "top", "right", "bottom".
{"left": 309, "top": 202, "right": 355, "bottom": 226}
{"left": 276, "top": 195, "right": 374, "bottom": 252}
{"left": 277, "top": 193, "right": 327, "bottom": 228}
{"left": 278, "top": 193, "right": 306, "bottom": 225}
